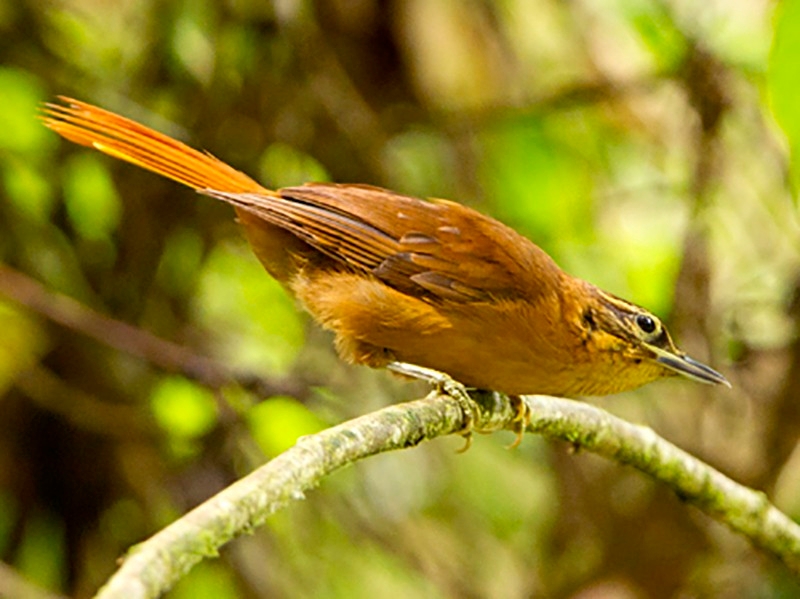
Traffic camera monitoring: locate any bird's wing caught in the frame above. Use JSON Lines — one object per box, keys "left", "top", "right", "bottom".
{"left": 203, "top": 183, "right": 563, "bottom": 303}
{"left": 41, "top": 99, "right": 562, "bottom": 303}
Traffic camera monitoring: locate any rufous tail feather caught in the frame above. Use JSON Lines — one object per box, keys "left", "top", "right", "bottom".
{"left": 41, "top": 97, "right": 271, "bottom": 195}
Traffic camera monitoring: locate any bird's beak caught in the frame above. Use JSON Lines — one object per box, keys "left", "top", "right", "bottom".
{"left": 648, "top": 346, "right": 731, "bottom": 387}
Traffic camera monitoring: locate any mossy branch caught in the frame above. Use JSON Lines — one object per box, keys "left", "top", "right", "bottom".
{"left": 94, "top": 391, "right": 800, "bottom": 598}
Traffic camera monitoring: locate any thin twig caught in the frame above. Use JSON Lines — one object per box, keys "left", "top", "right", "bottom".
{"left": 520, "top": 395, "right": 800, "bottom": 571}
{"left": 14, "top": 365, "right": 153, "bottom": 438}
{"left": 0, "top": 264, "right": 305, "bottom": 397}
{"left": 95, "top": 391, "right": 467, "bottom": 599}
{"left": 94, "top": 392, "right": 800, "bottom": 599}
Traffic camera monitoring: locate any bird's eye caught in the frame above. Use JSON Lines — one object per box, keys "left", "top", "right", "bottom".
{"left": 636, "top": 314, "right": 657, "bottom": 334}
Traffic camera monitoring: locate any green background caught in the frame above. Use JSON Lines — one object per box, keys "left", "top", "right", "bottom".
{"left": 1, "top": 0, "right": 799, "bottom": 597}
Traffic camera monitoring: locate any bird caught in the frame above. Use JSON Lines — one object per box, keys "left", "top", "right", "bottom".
{"left": 41, "top": 97, "right": 729, "bottom": 407}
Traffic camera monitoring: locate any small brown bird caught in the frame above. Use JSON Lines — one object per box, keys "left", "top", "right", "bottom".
{"left": 42, "top": 97, "right": 728, "bottom": 400}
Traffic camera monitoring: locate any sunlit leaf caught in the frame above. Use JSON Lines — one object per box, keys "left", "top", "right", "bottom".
{"left": 170, "top": 0, "right": 216, "bottom": 84}
{"left": 62, "top": 153, "right": 122, "bottom": 241}
{"left": 768, "top": 0, "right": 800, "bottom": 191}
{"left": 2, "top": 159, "right": 55, "bottom": 224}
{"left": 168, "top": 561, "right": 239, "bottom": 599}
{"left": 258, "top": 142, "right": 330, "bottom": 188}
{"left": 247, "top": 396, "right": 326, "bottom": 456}
{"left": 625, "top": 2, "right": 687, "bottom": 70}
{"left": 0, "top": 67, "right": 48, "bottom": 154}
{"left": 194, "top": 242, "right": 304, "bottom": 374}
{"left": 478, "top": 116, "right": 593, "bottom": 257}
{"left": 150, "top": 376, "right": 218, "bottom": 439}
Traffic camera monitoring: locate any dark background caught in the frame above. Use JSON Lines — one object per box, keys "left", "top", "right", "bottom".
{"left": 1, "top": 1, "right": 799, "bottom": 597}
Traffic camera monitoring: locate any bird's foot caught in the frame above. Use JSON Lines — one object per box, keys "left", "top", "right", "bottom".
{"left": 387, "top": 362, "right": 478, "bottom": 451}
{"left": 506, "top": 394, "right": 531, "bottom": 449}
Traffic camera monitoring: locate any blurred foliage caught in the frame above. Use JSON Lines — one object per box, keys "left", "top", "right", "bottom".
{"left": 0, "top": 0, "right": 799, "bottom": 598}
{"left": 150, "top": 377, "right": 218, "bottom": 442}
{"left": 194, "top": 242, "right": 305, "bottom": 373}
{"left": 0, "top": 301, "right": 48, "bottom": 396}
{"left": 769, "top": 0, "right": 800, "bottom": 191}
{"left": 247, "top": 396, "right": 326, "bottom": 457}
{"left": 61, "top": 153, "right": 122, "bottom": 242}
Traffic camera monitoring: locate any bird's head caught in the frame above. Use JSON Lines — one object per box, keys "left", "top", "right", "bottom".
{"left": 572, "top": 287, "right": 729, "bottom": 395}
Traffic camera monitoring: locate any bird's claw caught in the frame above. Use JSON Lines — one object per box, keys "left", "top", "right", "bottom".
{"left": 387, "top": 362, "right": 479, "bottom": 450}
{"left": 437, "top": 376, "right": 478, "bottom": 452}
{"left": 505, "top": 394, "right": 530, "bottom": 449}
{"left": 387, "top": 363, "right": 529, "bottom": 451}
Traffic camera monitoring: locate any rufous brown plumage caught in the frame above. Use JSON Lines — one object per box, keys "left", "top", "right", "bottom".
{"left": 41, "top": 97, "right": 729, "bottom": 397}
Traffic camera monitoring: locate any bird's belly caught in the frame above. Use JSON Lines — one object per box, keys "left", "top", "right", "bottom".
{"left": 294, "top": 270, "right": 663, "bottom": 397}
{"left": 367, "top": 299, "right": 583, "bottom": 396}
{"left": 387, "top": 328, "right": 576, "bottom": 396}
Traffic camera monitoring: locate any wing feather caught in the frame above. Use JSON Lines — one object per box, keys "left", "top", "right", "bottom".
{"left": 203, "top": 183, "right": 564, "bottom": 303}
{"left": 41, "top": 99, "right": 564, "bottom": 304}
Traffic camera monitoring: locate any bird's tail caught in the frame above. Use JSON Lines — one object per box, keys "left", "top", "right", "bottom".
{"left": 41, "top": 97, "right": 271, "bottom": 195}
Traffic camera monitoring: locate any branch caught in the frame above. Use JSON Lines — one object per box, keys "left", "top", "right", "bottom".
{"left": 94, "top": 391, "right": 468, "bottom": 599}
{"left": 521, "top": 395, "right": 800, "bottom": 569}
{"left": 0, "top": 264, "right": 307, "bottom": 398}
{"left": 94, "top": 392, "right": 800, "bottom": 598}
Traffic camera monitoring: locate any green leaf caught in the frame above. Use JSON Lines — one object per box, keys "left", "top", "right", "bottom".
{"left": 150, "top": 376, "right": 218, "bottom": 439}
{"left": 155, "top": 227, "right": 205, "bottom": 296}
{"left": 168, "top": 562, "right": 239, "bottom": 599}
{"left": 626, "top": 3, "right": 687, "bottom": 70}
{"left": 478, "top": 116, "right": 593, "bottom": 256}
{"left": 0, "top": 67, "right": 49, "bottom": 155}
{"left": 0, "top": 301, "right": 48, "bottom": 396}
{"left": 15, "top": 511, "right": 65, "bottom": 592}
{"left": 247, "top": 396, "right": 326, "bottom": 456}
{"left": 768, "top": 0, "right": 800, "bottom": 192}
{"left": 383, "top": 129, "right": 453, "bottom": 197}
{"left": 258, "top": 142, "right": 330, "bottom": 188}
{"left": 194, "top": 242, "right": 304, "bottom": 375}
{"left": 170, "top": 0, "right": 216, "bottom": 84}
{"left": 2, "top": 159, "right": 55, "bottom": 224}
{"left": 62, "top": 153, "right": 122, "bottom": 241}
